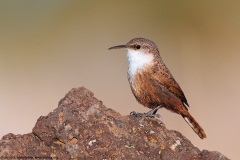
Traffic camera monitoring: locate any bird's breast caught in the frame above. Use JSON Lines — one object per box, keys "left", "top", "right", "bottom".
{"left": 128, "top": 69, "right": 161, "bottom": 108}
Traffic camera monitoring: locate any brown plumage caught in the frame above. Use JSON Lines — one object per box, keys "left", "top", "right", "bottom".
{"left": 109, "top": 38, "right": 206, "bottom": 139}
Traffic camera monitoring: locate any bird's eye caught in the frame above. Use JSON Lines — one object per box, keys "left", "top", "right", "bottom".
{"left": 134, "top": 45, "right": 141, "bottom": 49}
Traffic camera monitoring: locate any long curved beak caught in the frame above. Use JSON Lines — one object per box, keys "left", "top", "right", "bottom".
{"left": 108, "top": 45, "right": 126, "bottom": 50}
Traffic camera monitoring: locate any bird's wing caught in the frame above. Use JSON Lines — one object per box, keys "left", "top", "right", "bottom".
{"left": 167, "top": 77, "right": 189, "bottom": 107}
{"left": 153, "top": 70, "right": 189, "bottom": 109}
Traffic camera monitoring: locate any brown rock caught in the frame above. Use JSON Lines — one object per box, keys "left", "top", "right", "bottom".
{"left": 0, "top": 87, "right": 229, "bottom": 160}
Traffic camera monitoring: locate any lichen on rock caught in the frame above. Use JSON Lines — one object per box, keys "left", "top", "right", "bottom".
{"left": 0, "top": 87, "right": 229, "bottom": 160}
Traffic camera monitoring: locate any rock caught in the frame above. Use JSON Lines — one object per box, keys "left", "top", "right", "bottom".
{"left": 0, "top": 87, "right": 229, "bottom": 160}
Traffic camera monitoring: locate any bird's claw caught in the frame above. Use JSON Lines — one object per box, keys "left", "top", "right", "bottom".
{"left": 130, "top": 111, "right": 145, "bottom": 117}
{"left": 130, "top": 111, "right": 163, "bottom": 122}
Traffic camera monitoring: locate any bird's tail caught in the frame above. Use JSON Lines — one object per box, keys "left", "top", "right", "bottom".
{"left": 182, "top": 113, "right": 206, "bottom": 139}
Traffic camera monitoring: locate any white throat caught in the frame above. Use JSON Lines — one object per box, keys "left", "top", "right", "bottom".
{"left": 127, "top": 49, "right": 153, "bottom": 80}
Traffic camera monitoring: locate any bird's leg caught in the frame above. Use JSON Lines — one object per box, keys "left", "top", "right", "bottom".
{"left": 145, "top": 105, "right": 161, "bottom": 116}
{"left": 145, "top": 106, "right": 163, "bottom": 121}
{"left": 130, "top": 106, "right": 163, "bottom": 121}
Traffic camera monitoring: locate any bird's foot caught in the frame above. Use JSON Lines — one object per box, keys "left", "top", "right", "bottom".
{"left": 130, "top": 106, "right": 163, "bottom": 122}
{"left": 130, "top": 111, "right": 145, "bottom": 117}
{"left": 145, "top": 112, "right": 163, "bottom": 122}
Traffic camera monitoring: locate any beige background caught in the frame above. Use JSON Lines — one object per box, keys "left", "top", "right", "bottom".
{"left": 0, "top": 1, "right": 239, "bottom": 159}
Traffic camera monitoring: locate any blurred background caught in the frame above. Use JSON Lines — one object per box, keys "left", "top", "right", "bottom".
{"left": 0, "top": 0, "right": 239, "bottom": 159}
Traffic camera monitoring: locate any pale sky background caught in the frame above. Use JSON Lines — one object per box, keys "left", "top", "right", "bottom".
{"left": 0, "top": 1, "right": 240, "bottom": 159}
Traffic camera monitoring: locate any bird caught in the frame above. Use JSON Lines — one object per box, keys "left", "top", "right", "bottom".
{"left": 108, "top": 38, "right": 206, "bottom": 139}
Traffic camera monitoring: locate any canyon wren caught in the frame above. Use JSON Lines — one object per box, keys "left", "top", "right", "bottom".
{"left": 109, "top": 38, "right": 206, "bottom": 139}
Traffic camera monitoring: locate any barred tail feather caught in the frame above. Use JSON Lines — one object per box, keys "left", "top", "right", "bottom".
{"left": 182, "top": 113, "right": 206, "bottom": 139}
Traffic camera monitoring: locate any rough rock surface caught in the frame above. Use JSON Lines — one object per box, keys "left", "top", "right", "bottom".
{"left": 0, "top": 87, "right": 229, "bottom": 160}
